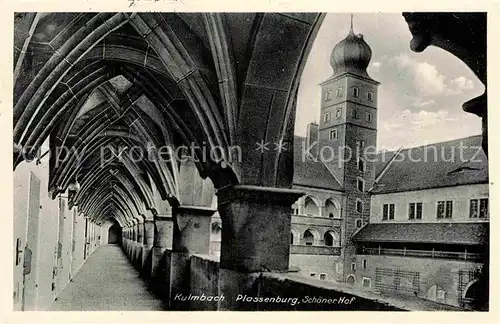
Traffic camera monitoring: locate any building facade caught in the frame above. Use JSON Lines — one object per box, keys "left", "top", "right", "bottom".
{"left": 287, "top": 21, "right": 489, "bottom": 310}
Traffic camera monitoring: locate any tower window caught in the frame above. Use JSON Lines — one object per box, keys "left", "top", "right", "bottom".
{"left": 356, "top": 199, "right": 363, "bottom": 213}
{"left": 367, "top": 92, "right": 374, "bottom": 101}
{"left": 336, "top": 108, "right": 342, "bottom": 118}
{"left": 353, "top": 87, "right": 359, "bottom": 98}
{"left": 329, "top": 129, "right": 338, "bottom": 140}
{"left": 356, "top": 219, "right": 363, "bottom": 228}
{"left": 409, "top": 202, "right": 423, "bottom": 220}
{"left": 366, "top": 112, "right": 373, "bottom": 123}
{"left": 382, "top": 204, "right": 395, "bottom": 220}
{"left": 357, "top": 157, "right": 365, "bottom": 172}
{"left": 352, "top": 109, "right": 359, "bottom": 119}
{"left": 363, "top": 260, "right": 367, "bottom": 269}
{"left": 357, "top": 178, "right": 365, "bottom": 192}
{"left": 336, "top": 86, "right": 344, "bottom": 98}
{"left": 325, "top": 90, "right": 332, "bottom": 102}
{"left": 324, "top": 112, "right": 331, "bottom": 123}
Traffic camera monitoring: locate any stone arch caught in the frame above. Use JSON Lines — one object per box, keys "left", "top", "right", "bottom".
{"left": 304, "top": 195, "right": 320, "bottom": 216}
{"left": 324, "top": 197, "right": 340, "bottom": 218}
{"left": 346, "top": 274, "right": 356, "bottom": 285}
{"left": 303, "top": 228, "right": 320, "bottom": 246}
{"left": 425, "top": 284, "right": 447, "bottom": 303}
{"left": 463, "top": 279, "right": 480, "bottom": 299}
{"left": 324, "top": 230, "right": 340, "bottom": 247}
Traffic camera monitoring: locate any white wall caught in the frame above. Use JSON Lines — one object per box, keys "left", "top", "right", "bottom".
{"left": 13, "top": 148, "right": 102, "bottom": 310}
{"left": 370, "top": 184, "right": 489, "bottom": 223}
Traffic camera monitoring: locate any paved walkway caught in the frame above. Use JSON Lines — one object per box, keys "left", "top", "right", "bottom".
{"left": 50, "top": 244, "right": 164, "bottom": 311}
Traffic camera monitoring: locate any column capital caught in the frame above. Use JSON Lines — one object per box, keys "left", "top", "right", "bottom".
{"left": 173, "top": 205, "right": 216, "bottom": 217}
{"left": 155, "top": 214, "right": 173, "bottom": 221}
{"left": 216, "top": 185, "right": 304, "bottom": 206}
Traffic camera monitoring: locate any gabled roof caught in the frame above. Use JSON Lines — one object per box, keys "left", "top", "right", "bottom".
{"left": 371, "top": 135, "right": 488, "bottom": 194}
{"left": 352, "top": 222, "right": 488, "bottom": 245}
{"left": 293, "top": 136, "right": 343, "bottom": 191}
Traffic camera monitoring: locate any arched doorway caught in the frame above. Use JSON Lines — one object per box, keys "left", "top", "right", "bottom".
{"left": 463, "top": 280, "right": 483, "bottom": 310}
{"left": 108, "top": 223, "right": 121, "bottom": 244}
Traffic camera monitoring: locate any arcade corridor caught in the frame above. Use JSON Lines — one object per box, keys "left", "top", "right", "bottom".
{"left": 50, "top": 245, "right": 164, "bottom": 311}
{"left": 12, "top": 12, "right": 487, "bottom": 311}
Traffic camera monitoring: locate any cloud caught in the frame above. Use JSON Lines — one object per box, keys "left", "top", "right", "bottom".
{"left": 390, "top": 54, "right": 446, "bottom": 96}
{"left": 411, "top": 98, "right": 436, "bottom": 108}
{"left": 378, "top": 107, "right": 481, "bottom": 151}
{"left": 369, "top": 61, "right": 382, "bottom": 73}
{"left": 446, "top": 76, "right": 475, "bottom": 94}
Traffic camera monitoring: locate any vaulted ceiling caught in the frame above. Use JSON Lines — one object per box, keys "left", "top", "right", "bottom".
{"left": 13, "top": 12, "right": 325, "bottom": 225}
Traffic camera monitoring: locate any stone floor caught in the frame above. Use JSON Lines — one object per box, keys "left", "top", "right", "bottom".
{"left": 50, "top": 244, "right": 165, "bottom": 311}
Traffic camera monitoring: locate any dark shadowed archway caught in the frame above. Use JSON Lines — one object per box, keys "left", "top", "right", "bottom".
{"left": 108, "top": 223, "right": 122, "bottom": 244}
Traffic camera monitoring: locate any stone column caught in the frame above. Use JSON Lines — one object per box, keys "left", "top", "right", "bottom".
{"left": 142, "top": 219, "right": 155, "bottom": 273}
{"left": 169, "top": 205, "right": 215, "bottom": 309}
{"left": 132, "top": 219, "right": 140, "bottom": 263}
{"left": 135, "top": 218, "right": 144, "bottom": 269}
{"left": 151, "top": 215, "right": 174, "bottom": 279}
{"left": 216, "top": 185, "right": 304, "bottom": 310}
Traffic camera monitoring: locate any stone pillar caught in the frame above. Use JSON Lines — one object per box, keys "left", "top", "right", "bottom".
{"left": 169, "top": 206, "right": 215, "bottom": 309}
{"left": 151, "top": 215, "right": 174, "bottom": 278}
{"left": 216, "top": 185, "right": 303, "bottom": 310}
{"left": 135, "top": 219, "right": 144, "bottom": 269}
{"left": 133, "top": 221, "right": 138, "bottom": 242}
{"left": 142, "top": 219, "right": 155, "bottom": 273}
{"left": 137, "top": 220, "right": 144, "bottom": 244}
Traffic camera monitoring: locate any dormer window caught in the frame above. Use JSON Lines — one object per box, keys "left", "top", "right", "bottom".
{"left": 353, "top": 87, "right": 359, "bottom": 98}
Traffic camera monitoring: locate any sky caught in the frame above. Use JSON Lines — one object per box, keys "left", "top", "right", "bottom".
{"left": 295, "top": 13, "right": 485, "bottom": 151}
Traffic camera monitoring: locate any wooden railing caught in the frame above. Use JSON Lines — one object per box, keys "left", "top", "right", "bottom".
{"left": 290, "top": 245, "right": 341, "bottom": 255}
{"left": 360, "top": 247, "right": 484, "bottom": 261}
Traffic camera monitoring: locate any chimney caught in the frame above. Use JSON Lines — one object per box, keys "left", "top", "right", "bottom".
{"left": 306, "top": 122, "right": 319, "bottom": 158}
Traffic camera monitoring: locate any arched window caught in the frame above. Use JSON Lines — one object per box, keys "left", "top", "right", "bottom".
{"left": 324, "top": 230, "right": 340, "bottom": 247}
{"left": 304, "top": 196, "right": 319, "bottom": 216}
{"left": 303, "top": 229, "right": 316, "bottom": 246}
{"left": 325, "top": 199, "right": 339, "bottom": 218}
{"left": 426, "top": 285, "right": 446, "bottom": 303}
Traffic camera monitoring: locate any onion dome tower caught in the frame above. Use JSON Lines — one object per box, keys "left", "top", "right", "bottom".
{"left": 330, "top": 15, "right": 374, "bottom": 78}
{"left": 317, "top": 15, "right": 380, "bottom": 286}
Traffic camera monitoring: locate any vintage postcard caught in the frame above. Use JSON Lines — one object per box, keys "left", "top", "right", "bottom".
{"left": 1, "top": 0, "right": 498, "bottom": 323}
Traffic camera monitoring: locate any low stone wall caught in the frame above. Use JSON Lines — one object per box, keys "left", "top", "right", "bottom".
{"left": 119, "top": 241, "right": 462, "bottom": 311}
{"left": 188, "top": 255, "right": 220, "bottom": 310}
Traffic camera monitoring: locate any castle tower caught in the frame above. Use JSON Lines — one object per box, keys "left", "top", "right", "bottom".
{"left": 318, "top": 16, "right": 380, "bottom": 284}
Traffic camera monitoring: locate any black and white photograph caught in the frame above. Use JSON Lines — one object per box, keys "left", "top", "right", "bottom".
{"left": 4, "top": 1, "right": 496, "bottom": 320}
